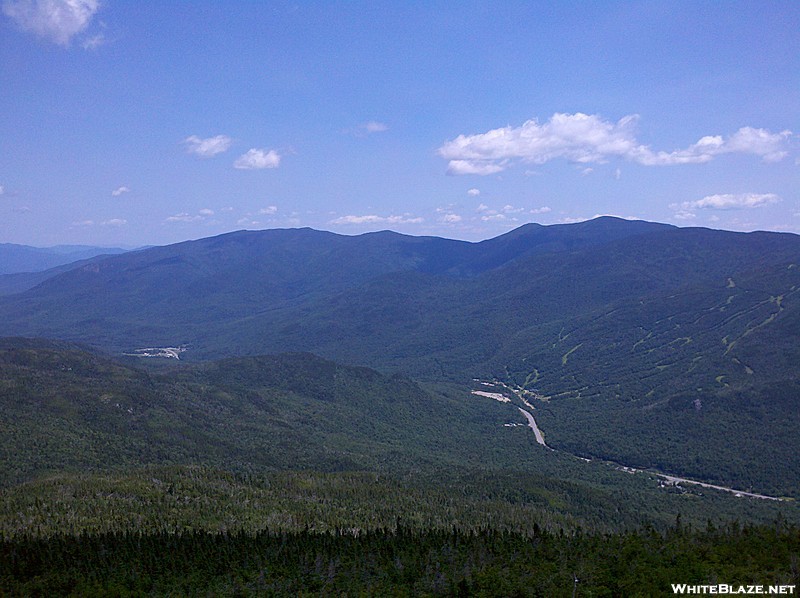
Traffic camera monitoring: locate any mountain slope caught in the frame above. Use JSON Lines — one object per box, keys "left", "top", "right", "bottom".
{"left": 1, "top": 219, "right": 799, "bottom": 495}
{"left": 0, "top": 218, "right": 680, "bottom": 355}
{"left": 2, "top": 338, "right": 797, "bottom": 537}
{"left": 0, "top": 243, "right": 128, "bottom": 275}
{"left": 0, "top": 338, "right": 451, "bottom": 485}
{"left": 1, "top": 338, "right": 563, "bottom": 488}
{"left": 0, "top": 218, "right": 664, "bottom": 351}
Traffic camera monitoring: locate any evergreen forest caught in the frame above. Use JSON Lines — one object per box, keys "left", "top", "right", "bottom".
{"left": 1, "top": 219, "right": 799, "bottom": 595}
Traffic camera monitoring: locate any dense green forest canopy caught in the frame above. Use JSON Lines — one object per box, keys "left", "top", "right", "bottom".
{"left": 1, "top": 339, "right": 798, "bottom": 536}
{"left": 1, "top": 219, "right": 798, "bottom": 496}
{"left": 4, "top": 521, "right": 799, "bottom": 596}
{"left": 2, "top": 218, "right": 799, "bottom": 593}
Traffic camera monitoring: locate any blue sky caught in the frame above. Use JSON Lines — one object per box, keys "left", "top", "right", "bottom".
{"left": 1, "top": 1, "right": 798, "bottom": 247}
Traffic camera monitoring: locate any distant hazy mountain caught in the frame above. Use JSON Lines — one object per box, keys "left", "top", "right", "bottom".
{"left": 0, "top": 243, "right": 128, "bottom": 275}
{"left": 1, "top": 217, "right": 798, "bottom": 495}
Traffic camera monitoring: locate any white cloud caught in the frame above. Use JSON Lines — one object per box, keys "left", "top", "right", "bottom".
{"left": 502, "top": 205, "right": 525, "bottom": 214}
{"left": 467, "top": 188, "right": 481, "bottom": 196}
{"left": 330, "top": 214, "right": 423, "bottom": 225}
{"left": 673, "top": 193, "right": 781, "bottom": 211}
{"left": 581, "top": 167, "right": 594, "bottom": 176}
{"left": 723, "top": 127, "right": 791, "bottom": 162}
{"left": 364, "top": 121, "right": 388, "bottom": 133}
{"left": 481, "top": 213, "right": 507, "bottom": 222}
{"left": 0, "top": 184, "right": 4, "bottom": 195}
{"left": 234, "top": 148, "right": 281, "bottom": 169}
{"left": 438, "top": 113, "right": 793, "bottom": 175}
{"left": 361, "top": 121, "right": 388, "bottom": 134}
{"left": 530, "top": 206, "right": 551, "bottom": 214}
{"left": 80, "top": 32, "right": 104, "bottom": 49}
{"left": 389, "top": 215, "right": 424, "bottom": 224}
{"left": 3, "top": 0, "right": 99, "bottom": 46}
{"left": 111, "top": 186, "right": 130, "bottom": 197}
{"left": 331, "top": 215, "right": 381, "bottom": 224}
{"left": 446, "top": 160, "right": 505, "bottom": 176}
{"left": 347, "top": 121, "right": 389, "bottom": 137}
{"left": 164, "top": 209, "right": 222, "bottom": 223}
{"left": 258, "top": 205, "right": 278, "bottom": 215}
{"left": 164, "top": 212, "right": 202, "bottom": 223}
{"left": 74, "top": 218, "right": 128, "bottom": 228}
{"left": 635, "top": 128, "right": 792, "bottom": 166}
{"left": 672, "top": 210, "right": 696, "bottom": 220}
{"left": 441, "top": 213, "right": 462, "bottom": 223}
{"left": 184, "top": 134, "right": 233, "bottom": 158}
{"left": 476, "top": 203, "right": 490, "bottom": 212}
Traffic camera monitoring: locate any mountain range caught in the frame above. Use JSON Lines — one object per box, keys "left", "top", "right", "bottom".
{"left": 0, "top": 244, "right": 131, "bottom": 296}
{"left": 1, "top": 217, "right": 798, "bottom": 497}
{"left": 0, "top": 243, "right": 129, "bottom": 275}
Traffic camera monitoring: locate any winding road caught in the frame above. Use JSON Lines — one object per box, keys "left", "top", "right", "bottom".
{"left": 517, "top": 407, "right": 549, "bottom": 448}
{"left": 474, "top": 379, "right": 786, "bottom": 501}
{"left": 654, "top": 473, "right": 783, "bottom": 501}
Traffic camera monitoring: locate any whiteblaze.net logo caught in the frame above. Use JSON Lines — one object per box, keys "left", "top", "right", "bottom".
{"left": 672, "top": 585, "right": 795, "bottom": 595}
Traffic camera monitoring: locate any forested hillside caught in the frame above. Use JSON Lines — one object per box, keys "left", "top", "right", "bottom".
{"left": 2, "top": 338, "right": 798, "bottom": 531}
{"left": 2, "top": 317, "right": 799, "bottom": 592}
{"left": 2, "top": 220, "right": 799, "bottom": 595}
{"left": 1, "top": 219, "right": 799, "bottom": 497}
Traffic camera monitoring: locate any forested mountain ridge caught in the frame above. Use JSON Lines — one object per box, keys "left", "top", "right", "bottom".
{"left": 1, "top": 217, "right": 794, "bottom": 367}
{"left": 1, "top": 218, "right": 799, "bottom": 496}
{"left": 0, "top": 243, "right": 128, "bottom": 275}
{"left": 0, "top": 218, "right": 671, "bottom": 351}
{"left": 0, "top": 338, "right": 459, "bottom": 486}
{"left": 1, "top": 338, "right": 798, "bottom": 538}
{"left": 2, "top": 306, "right": 799, "bottom": 593}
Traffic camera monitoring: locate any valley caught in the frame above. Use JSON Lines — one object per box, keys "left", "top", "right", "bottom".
{"left": 4, "top": 0, "right": 798, "bottom": 591}
{"left": 2, "top": 218, "right": 799, "bottom": 594}
{"left": 1, "top": 218, "right": 798, "bottom": 498}
{"left": 472, "top": 378, "right": 786, "bottom": 501}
